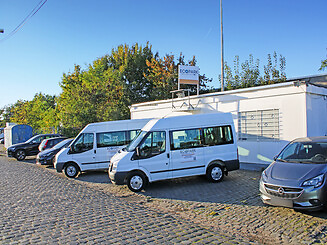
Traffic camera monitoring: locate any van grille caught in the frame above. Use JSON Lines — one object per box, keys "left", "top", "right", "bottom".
{"left": 264, "top": 184, "right": 303, "bottom": 199}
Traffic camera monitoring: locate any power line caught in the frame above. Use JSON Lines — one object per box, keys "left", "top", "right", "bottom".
{"left": 0, "top": 0, "right": 48, "bottom": 42}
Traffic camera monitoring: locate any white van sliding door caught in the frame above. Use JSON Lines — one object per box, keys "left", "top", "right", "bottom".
{"left": 96, "top": 130, "right": 140, "bottom": 170}
{"left": 137, "top": 131, "right": 169, "bottom": 181}
{"left": 71, "top": 133, "right": 96, "bottom": 171}
{"left": 170, "top": 128, "right": 205, "bottom": 178}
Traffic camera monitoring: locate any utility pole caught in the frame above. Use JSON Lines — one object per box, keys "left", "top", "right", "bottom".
{"left": 220, "top": 0, "right": 224, "bottom": 92}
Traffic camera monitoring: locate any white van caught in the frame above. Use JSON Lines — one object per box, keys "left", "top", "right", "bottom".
{"left": 109, "top": 113, "right": 239, "bottom": 192}
{"left": 54, "top": 119, "right": 150, "bottom": 178}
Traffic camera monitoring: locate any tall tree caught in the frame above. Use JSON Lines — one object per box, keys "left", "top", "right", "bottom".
{"left": 319, "top": 49, "right": 327, "bottom": 71}
{"left": 2, "top": 93, "right": 58, "bottom": 133}
{"left": 222, "top": 52, "right": 287, "bottom": 90}
{"left": 145, "top": 53, "right": 212, "bottom": 99}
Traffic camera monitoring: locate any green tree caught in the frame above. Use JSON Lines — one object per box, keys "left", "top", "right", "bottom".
{"left": 320, "top": 50, "right": 327, "bottom": 71}
{"left": 221, "top": 52, "right": 287, "bottom": 91}
{"left": 145, "top": 53, "right": 212, "bottom": 99}
{"left": 1, "top": 93, "right": 58, "bottom": 133}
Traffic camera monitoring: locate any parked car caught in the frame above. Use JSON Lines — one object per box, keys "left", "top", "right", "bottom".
{"left": 38, "top": 137, "right": 67, "bottom": 152}
{"left": 7, "top": 134, "right": 62, "bottom": 161}
{"left": 260, "top": 136, "right": 327, "bottom": 211}
{"left": 36, "top": 138, "right": 73, "bottom": 166}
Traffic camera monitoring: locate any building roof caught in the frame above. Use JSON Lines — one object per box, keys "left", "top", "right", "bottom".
{"left": 287, "top": 73, "right": 327, "bottom": 88}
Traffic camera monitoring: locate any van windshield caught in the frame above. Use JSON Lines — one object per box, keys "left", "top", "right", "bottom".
{"left": 126, "top": 131, "right": 148, "bottom": 152}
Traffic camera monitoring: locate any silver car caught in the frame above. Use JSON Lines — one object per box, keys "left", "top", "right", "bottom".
{"left": 260, "top": 137, "right": 327, "bottom": 211}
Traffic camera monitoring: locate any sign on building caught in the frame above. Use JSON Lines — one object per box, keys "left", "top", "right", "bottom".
{"left": 178, "top": 65, "right": 200, "bottom": 94}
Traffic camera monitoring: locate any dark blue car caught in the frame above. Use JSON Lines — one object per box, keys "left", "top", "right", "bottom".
{"left": 36, "top": 138, "right": 73, "bottom": 166}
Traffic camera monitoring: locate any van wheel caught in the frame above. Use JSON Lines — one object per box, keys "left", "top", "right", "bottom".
{"left": 15, "top": 150, "right": 26, "bottom": 161}
{"left": 127, "top": 172, "right": 146, "bottom": 192}
{"left": 206, "top": 164, "right": 224, "bottom": 182}
{"left": 64, "top": 162, "right": 79, "bottom": 178}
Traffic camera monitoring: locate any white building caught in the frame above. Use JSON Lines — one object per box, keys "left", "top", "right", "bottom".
{"left": 130, "top": 74, "right": 327, "bottom": 169}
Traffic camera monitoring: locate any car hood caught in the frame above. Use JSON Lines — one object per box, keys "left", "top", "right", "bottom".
{"left": 266, "top": 160, "right": 327, "bottom": 184}
{"left": 8, "top": 142, "right": 29, "bottom": 149}
{"left": 39, "top": 148, "right": 59, "bottom": 157}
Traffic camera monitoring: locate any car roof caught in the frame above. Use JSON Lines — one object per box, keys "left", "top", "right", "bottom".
{"left": 292, "top": 136, "right": 327, "bottom": 143}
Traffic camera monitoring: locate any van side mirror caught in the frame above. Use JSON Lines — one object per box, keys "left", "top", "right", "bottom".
{"left": 135, "top": 147, "right": 140, "bottom": 157}
{"left": 68, "top": 146, "right": 74, "bottom": 154}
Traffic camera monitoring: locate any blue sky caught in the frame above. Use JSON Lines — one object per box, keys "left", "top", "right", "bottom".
{"left": 0, "top": 0, "right": 326, "bottom": 108}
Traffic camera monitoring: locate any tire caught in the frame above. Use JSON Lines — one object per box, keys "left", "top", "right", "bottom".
{"left": 127, "top": 172, "right": 146, "bottom": 192}
{"left": 206, "top": 164, "right": 224, "bottom": 182}
{"left": 15, "top": 150, "right": 26, "bottom": 161}
{"left": 64, "top": 162, "right": 79, "bottom": 178}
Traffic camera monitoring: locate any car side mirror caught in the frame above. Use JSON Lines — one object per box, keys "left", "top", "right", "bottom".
{"left": 273, "top": 155, "right": 277, "bottom": 161}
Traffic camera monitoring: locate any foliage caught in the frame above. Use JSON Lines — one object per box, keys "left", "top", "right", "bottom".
{"left": 319, "top": 50, "right": 327, "bottom": 71}
{"left": 145, "top": 53, "right": 212, "bottom": 99}
{"left": 57, "top": 42, "right": 212, "bottom": 136}
{"left": 221, "top": 51, "right": 287, "bottom": 91}
{"left": 0, "top": 93, "right": 58, "bottom": 133}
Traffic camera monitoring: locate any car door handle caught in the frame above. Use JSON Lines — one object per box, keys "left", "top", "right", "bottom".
{"left": 94, "top": 150, "right": 96, "bottom": 154}
{"left": 167, "top": 153, "right": 170, "bottom": 158}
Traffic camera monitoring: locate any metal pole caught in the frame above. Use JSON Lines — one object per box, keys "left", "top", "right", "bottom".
{"left": 220, "top": 0, "right": 224, "bottom": 92}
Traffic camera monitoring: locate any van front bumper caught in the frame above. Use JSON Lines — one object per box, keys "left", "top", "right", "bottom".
{"left": 109, "top": 170, "right": 128, "bottom": 185}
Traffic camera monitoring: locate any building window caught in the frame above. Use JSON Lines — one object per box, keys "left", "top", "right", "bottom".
{"left": 238, "top": 109, "right": 279, "bottom": 141}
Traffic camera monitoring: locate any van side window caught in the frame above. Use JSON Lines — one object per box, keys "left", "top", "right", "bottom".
{"left": 71, "top": 133, "right": 94, "bottom": 153}
{"left": 203, "top": 125, "right": 233, "bottom": 146}
{"left": 138, "top": 131, "right": 166, "bottom": 158}
{"left": 97, "top": 131, "right": 127, "bottom": 148}
{"left": 171, "top": 129, "right": 202, "bottom": 150}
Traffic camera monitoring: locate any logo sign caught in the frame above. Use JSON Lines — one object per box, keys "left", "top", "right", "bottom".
{"left": 278, "top": 187, "right": 285, "bottom": 195}
{"left": 178, "top": 65, "right": 199, "bottom": 85}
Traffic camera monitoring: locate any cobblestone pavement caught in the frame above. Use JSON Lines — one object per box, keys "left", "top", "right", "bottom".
{"left": 1, "top": 146, "right": 327, "bottom": 244}
{"left": 0, "top": 155, "right": 253, "bottom": 244}
{"left": 76, "top": 169, "right": 327, "bottom": 244}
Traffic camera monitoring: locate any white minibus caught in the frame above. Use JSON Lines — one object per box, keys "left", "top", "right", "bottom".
{"left": 109, "top": 113, "right": 239, "bottom": 192}
{"left": 54, "top": 119, "right": 150, "bottom": 178}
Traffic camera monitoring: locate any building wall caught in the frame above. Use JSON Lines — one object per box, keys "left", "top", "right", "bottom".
{"left": 306, "top": 85, "right": 327, "bottom": 137}
{"left": 130, "top": 82, "right": 327, "bottom": 165}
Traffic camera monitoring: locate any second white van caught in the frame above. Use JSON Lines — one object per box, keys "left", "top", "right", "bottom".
{"left": 54, "top": 119, "right": 150, "bottom": 178}
{"left": 109, "top": 113, "right": 239, "bottom": 192}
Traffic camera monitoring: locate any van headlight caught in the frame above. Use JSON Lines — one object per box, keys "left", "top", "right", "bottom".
{"left": 302, "top": 174, "right": 324, "bottom": 188}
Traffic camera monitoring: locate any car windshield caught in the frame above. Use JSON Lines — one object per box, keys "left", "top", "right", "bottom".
{"left": 26, "top": 135, "right": 39, "bottom": 143}
{"left": 126, "top": 131, "right": 148, "bottom": 152}
{"left": 53, "top": 139, "right": 72, "bottom": 149}
{"left": 277, "top": 142, "right": 327, "bottom": 164}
